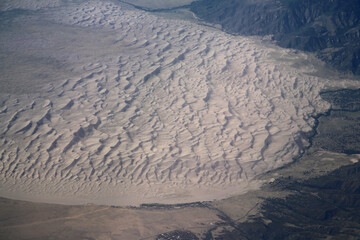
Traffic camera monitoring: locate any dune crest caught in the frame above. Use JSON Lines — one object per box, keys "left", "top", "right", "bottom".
{"left": 0, "top": 1, "right": 353, "bottom": 205}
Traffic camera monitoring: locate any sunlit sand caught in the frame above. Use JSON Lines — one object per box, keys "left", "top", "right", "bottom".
{"left": 0, "top": 0, "right": 358, "bottom": 206}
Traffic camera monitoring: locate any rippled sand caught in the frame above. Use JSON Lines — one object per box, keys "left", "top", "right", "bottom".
{"left": 0, "top": 1, "right": 357, "bottom": 205}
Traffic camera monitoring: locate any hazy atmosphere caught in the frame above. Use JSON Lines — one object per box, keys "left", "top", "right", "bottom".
{"left": 1, "top": 0, "right": 360, "bottom": 239}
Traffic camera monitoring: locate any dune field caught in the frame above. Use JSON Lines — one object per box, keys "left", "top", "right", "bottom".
{"left": 0, "top": 0, "right": 358, "bottom": 205}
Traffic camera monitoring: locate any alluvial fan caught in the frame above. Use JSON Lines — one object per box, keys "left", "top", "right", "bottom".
{"left": 0, "top": 1, "right": 354, "bottom": 205}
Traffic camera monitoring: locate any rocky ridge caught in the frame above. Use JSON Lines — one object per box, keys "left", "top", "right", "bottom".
{"left": 190, "top": 0, "right": 360, "bottom": 75}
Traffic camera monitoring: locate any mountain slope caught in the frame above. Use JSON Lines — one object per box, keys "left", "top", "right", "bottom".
{"left": 191, "top": 0, "right": 360, "bottom": 75}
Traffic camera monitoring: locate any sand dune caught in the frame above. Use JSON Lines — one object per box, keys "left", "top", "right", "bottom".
{"left": 0, "top": 0, "right": 67, "bottom": 11}
{"left": 0, "top": 0, "right": 357, "bottom": 205}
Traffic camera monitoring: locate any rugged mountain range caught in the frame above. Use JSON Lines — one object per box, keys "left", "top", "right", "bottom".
{"left": 190, "top": 0, "right": 360, "bottom": 75}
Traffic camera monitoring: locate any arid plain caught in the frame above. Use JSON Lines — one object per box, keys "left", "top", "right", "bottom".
{"left": 1, "top": 0, "right": 360, "bottom": 239}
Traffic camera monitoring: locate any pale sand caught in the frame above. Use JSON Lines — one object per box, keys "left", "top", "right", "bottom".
{"left": 119, "top": 0, "right": 196, "bottom": 9}
{"left": 0, "top": 0, "right": 359, "bottom": 206}
{"left": 0, "top": 0, "right": 67, "bottom": 11}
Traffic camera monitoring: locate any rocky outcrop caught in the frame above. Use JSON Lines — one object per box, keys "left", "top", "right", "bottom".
{"left": 205, "top": 162, "right": 360, "bottom": 239}
{"left": 191, "top": 0, "right": 360, "bottom": 75}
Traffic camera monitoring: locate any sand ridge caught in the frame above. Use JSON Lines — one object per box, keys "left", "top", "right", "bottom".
{"left": 0, "top": 0, "right": 71, "bottom": 11}
{"left": 0, "top": 0, "right": 356, "bottom": 205}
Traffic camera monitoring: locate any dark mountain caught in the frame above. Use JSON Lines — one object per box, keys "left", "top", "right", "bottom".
{"left": 213, "top": 162, "right": 360, "bottom": 239}
{"left": 190, "top": 0, "right": 360, "bottom": 75}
